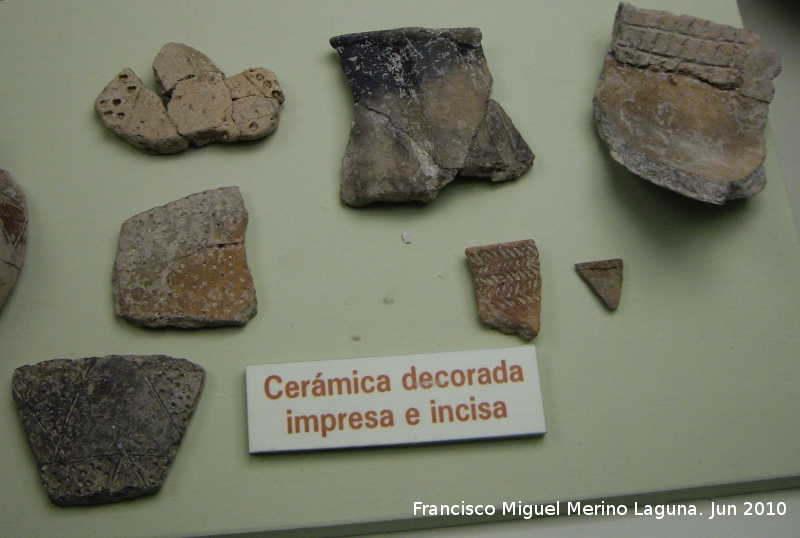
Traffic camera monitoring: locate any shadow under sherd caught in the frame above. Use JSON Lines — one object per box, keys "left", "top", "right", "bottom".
{"left": 590, "top": 118, "right": 754, "bottom": 259}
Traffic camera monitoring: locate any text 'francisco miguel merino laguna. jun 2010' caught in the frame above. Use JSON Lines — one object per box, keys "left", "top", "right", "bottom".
{"left": 412, "top": 500, "right": 788, "bottom": 520}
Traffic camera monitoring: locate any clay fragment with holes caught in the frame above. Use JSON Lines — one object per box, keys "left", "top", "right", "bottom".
{"left": 112, "top": 186, "right": 257, "bottom": 328}
{"left": 0, "top": 169, "right": 28, "bottom": 310}
{"left": 226, "top": 68, "right": 285, "bottom": 140}
{"left": 465, "top": 239, "right": 541, "bottom": 341}
{"left": 95, "top": 44, "right": 283, "bottom": 153}
{"left": 12, "top": 355, "right": 205, "bottom": 506}
{"left": 95, "top": 69, "right": 188, "bottom": 154}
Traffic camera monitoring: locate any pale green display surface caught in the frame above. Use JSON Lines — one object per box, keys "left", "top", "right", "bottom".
{"left": 1, "top": 1, "right": 799, "bottom": 536}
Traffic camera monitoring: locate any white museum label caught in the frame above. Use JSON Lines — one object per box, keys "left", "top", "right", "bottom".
{"left": 246, "top": 346, "right": 546, "bottom": 453}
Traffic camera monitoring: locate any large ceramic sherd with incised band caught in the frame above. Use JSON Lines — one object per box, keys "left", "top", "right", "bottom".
{"left": 594, "top": 3, "right": 781, "bottom": 204}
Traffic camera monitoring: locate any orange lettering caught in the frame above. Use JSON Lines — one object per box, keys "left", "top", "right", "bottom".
{"left": 509, "top": 364, "right": 524, "bottom": 382}
{"left": 493, "top": 400, "right": 508, "bottom": 418}
{"left": 380, "top": 410, "right": 394, "bottom": 427}
{"left": 419, "top": 371, "right": 433, "bottom": 389}
{"left": 376, "top": 374, "right": 391, "bottom": 392}
{"left": 435, "top": 370, "right": 449, "bottom": 388}
{"left": 467, "top": 368, "right": 476, "bottom": 385}
{"left": 349, "top": 411, "right": 363, "bottom": 429}
{"left": 285, "top": 381, "right": 299, "bottom": 398}
{"left": 402, "top": 366, "right": 418, "bottom": 390}
{"left": 320, "top": 414, "right": 336, "bottom": 437}
{"left": 265, "top": 375, "right": 283, "bottom": 399}
{"left": 477, "top": 368, "right": 491, "bottom": 385}
{"left": 451, "top": 369, "right": 465, "bottom": 387}
{"left": 365, "top": 410, "right": 378, "bottom": 428}
{"left": 493, "top": 360, "right": 508, "bottom": 383}
{"left": 295, "top": 414, "right": 319, "bottom": 433}
{"left": 438, "top": 404, "right": 454, "bottom": 423}
{"left": 361, "top": 375, "right": 375, "bottom": 393}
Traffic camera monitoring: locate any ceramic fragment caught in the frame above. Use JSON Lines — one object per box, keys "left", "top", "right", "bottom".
{"left": 461, "top": 100, "right": 536, "bottom": 182}
{"left": 167, "top": 71, "right": 240, "bottom": 145}
{"left": 575, "top": 258, "right": 623, "bottom": 310}
{"left": 594, "top": 3, "right": 781, "bottom": 204}
{"left": 152, "top": 42, "right": 223, "bottom": 97}
{"left": 95, "top": 44, "right": 283, "bottom": 154}
{"left": 226, "top": 68, "right": 285, "bottom": 140}
{"left": 331, "top": 27, "right": 534, "bottom": 206}
{"left": 465, "top": 239, "right": 541, "bottom": 341}
{"left": 0, "top": 169, "right": 28, "bottom": 310}
{"left": 113, "top": 186, "right": 257, "bottom": 328}
{"left": 95, "top": 69, "right": 188, "bottom": 154}
{"left": 12, "top": 355, "right": 205, "bottom": 506}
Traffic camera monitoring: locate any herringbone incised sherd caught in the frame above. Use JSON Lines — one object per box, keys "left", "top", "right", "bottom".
{"left": 465, "top": 239, "right": 541, "bottom": 341}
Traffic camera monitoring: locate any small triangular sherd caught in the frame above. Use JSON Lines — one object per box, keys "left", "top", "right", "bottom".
{"left": 575, "top": 258, "right": 623, "bottom": 310}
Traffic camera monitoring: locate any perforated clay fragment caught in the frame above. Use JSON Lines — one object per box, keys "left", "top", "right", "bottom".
{"left": 465, "top": 239, "right": 541, "bottom": 341}
{"left": 112, "top": 186, "right": 257, "bottom": 328}
{"left": 95, "top": 69, "right": 188, "bottom": 154}
{"left": 13, "top": 355, "right": 205, "bottom": 506}
{"left": 0, "top": 169, "right": 28, "bottom": 310}
{"left": 594, "top": 3, "right": 781, "bottom": 204}
{"left": 96, "top": 43, "right": 283, "bottom": 153}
